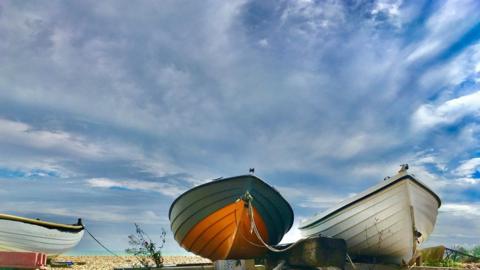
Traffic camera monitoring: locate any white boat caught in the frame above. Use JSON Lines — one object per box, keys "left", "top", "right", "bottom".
{"left": 299, "top": 165, "right": 441, "bottom": 265}
{"left": 0, "top": 213, "right": 84, "bottom": 256}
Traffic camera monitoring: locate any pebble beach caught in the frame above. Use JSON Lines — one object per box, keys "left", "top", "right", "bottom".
{"left": 45, "top": 257, "right": 480, "bottom": 270}
{"left": 47, "top": 256, "right": 212, "bottom": 270}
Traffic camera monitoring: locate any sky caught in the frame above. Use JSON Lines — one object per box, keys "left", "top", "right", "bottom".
{"left": 0, "top": 0, "right": 479, "bottom": 255}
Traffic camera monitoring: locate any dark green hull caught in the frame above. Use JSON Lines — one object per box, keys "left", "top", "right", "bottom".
{"left": 169, "top": 175, "right": 294, "bottom": 246}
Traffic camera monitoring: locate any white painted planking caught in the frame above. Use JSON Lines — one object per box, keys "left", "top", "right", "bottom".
{"left": 299, "top": 170, "right": 440, "bottom": 264}
{"left": 0, "top": 219, "right": 84, "bottom": 255}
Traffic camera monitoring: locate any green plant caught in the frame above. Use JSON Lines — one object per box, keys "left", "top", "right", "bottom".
{"left": 442, "top": 258, "right": 462, "bottom": 267}
{"left": 126, "top": 223, "right": 166, "bottom": 268}
{"left": 472, "top": 245, "right": 480, "bottom": 258}
{"left": 450, "top": 245, "right": 468, "bottom": 262}
{"left": 423, "top": 258, "right": 462, "bottom": 268}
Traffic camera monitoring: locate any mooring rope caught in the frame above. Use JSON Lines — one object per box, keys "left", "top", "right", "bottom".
{"left": 85, "top": 228, "right": 121, "bottom": 257}
{"left": 244, "top": 191, "right": 309, "bottom": 253}
{"left": 346, "top": 253, "right": 356, "bottom": 269}
{"left": 245, "top": 193, "right": 360, "bottom": 268}
{"left": 238, "top": 228, "right": 268, "bottom": 248}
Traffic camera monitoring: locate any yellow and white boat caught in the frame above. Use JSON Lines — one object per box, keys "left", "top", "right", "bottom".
{"left": 0, "top": 213, "right": 84, "bottom": 256}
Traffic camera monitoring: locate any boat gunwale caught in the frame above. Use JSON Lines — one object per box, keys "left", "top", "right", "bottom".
{"left": 299, "top": 174, "right": 441, "bottom": 229}
{"left": 168, "top": 174, "right": 294, "bottom": 231}
{"left": 0, "top": 214, "right": 84, "bottom": 233}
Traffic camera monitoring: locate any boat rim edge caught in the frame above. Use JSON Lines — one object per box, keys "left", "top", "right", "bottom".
{"left": 0, "top": 213, "right": 85, "bottom": 232}
{"left": 299, "top": 173, "right": 441, "bottom": 230}
{"left": 168, "top": 174, "right": 294, "bottom": 232}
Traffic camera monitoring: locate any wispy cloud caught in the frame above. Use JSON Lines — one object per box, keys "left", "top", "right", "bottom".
{"left": 454, "top": 158, "right": 480, "bottom": 177}
{"left": 440, "top": 203, "right": 480, "bottom": 217}
{"left": 0, "top": 118, "right": 103, "bottom": 158}
{"left": 1, "top": 0, "right": 479, "bottom": 253}
{"left": 87, "top": 178, "right": 184, "bottom": 197}
{"left": 412, "top": 91, "right": 480, "bottom": 130}
{"left": 276, "top": 185, "right": 345, "bottom": 210}
{"left": 406, "top": 0, "right": 480, "bottom": 63}
{"left": 1, "top": 201, "right": 167, "bottom": 224}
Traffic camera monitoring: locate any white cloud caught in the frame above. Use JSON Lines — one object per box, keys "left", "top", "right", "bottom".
{"left": 1, "top": 0, "right": 480, "bottom": 251}
{"left": 351, "top": 162, "right": 402, "bottom": 178}
{"left": 87, "top": 177, "right": 184, "bottom": 197}
{"left": 419, "top": 44, "right": 480, "bottom": 93}
{"left": 452, "top": 158, "right": 480, "bottom": 185}
{"left": 130, "top": 154, "right": 183, "bottom": 179}
{"left": 280, "top": 0, "right": 346, "bottom": 38}
{"left": 1, "top": 201, "right": 167, "bottom": 224}
{"left": 410, "top": 165, "right": 448, "bottom": 191}
{"left": 370, "top": 0, "right": 403, "bottom": 27}
{"left": 406, "top": 40, "right": 442, "bottom": 63}
{"left": 414, "top": 153, "right": 447, "bottom": 172}
{"left": 454, "top": 158, "right": 480, "bottom": 177}
{"left": 0, "top": 118, "right": 103, "bottom": 157}
{"left": 371, "top": 0, "right": 401, "bottom": 17}
{"left": 406, "top": 0, "right": 479, "bottom": 63}
{"left": 276, "top": 185, "right": 345, "bottom": 209}
{"left": 454, "top": 177, "right": 479, "bottom": 185}
{"left": 0, "top": 118, "right": 182, "bottom": 179}
{"left": 333, "top": 133, "right": 395, "bottom": 159}
{"left": 440, "top": 203, "right": 480, "bottom": 217}
{"left": 412, "top": 90, "right": 480, "bottom": 130}
{"left": 258, "top": 39, "right": 269, "bottom": 48}
{"left": 0, "top": 118, "right": 106, "bottom": 177}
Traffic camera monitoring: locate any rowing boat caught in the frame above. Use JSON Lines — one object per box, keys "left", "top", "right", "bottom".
{"left": 169, "top": 174, "right": 294, "bottom": 260}
{"left": 0, "top": 213, "right": 84, "bottom": 256}
{"left": 299, "top": 165, "right": 441, "bottom": 264}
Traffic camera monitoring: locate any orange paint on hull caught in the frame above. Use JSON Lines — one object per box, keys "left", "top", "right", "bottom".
{"left": 180, "top": 200, "right": 269, "bottom": 260}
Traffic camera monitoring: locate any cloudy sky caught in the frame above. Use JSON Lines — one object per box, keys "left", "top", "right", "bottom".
{"left": 1, "top": 0, "right": 479, "bottom": 255}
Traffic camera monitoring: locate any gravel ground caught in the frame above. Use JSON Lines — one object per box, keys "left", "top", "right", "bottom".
{"left": 462, "top": 263, "right": 480, "bottom": 270}
{"left": 47, "top": 255, "right": 212, "bottom": 269}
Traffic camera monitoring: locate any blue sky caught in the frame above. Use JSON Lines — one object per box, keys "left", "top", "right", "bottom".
{"left": 0, "top": 0, "right": 479, "bottom": 255}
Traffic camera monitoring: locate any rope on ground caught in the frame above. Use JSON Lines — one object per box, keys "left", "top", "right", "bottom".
{"left": 244, "top": 191, "right": 310, "bottom": 253}
{"left": 85, "top": 228, "right": 121, "bottom": 257}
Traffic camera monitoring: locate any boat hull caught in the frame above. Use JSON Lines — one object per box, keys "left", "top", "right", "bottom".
{"left": 181, "top": 199, "right": 269, "bottom": 260}
{"left": 0, "top": 219, "right": 84, "bottom": 256}
{"left": 300, "top": 174, "right": 440, "bottom": 264}
{"left": 169, "top": 175, "right": 293, "bottom": 260}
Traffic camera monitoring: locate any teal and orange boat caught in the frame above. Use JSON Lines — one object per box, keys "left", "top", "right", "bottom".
{"left": 169, "top": 174, "right": 293, "bottom": 260}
